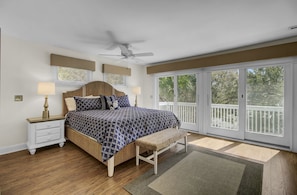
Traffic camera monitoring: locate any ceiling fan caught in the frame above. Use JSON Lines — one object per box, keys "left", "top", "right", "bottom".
{"left": 98, "top": 31, "right": 154, "bottom": 59}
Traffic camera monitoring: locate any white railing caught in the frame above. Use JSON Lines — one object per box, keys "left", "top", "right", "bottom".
{"left": 159, "top": 102, "right": 196, "bottom": 124}
{"left": 246, "top": 105, "right": 284, "bottom": 136}
{"left": 211, "top": 104, "right": 238, "bottom": 130}
{"left": 159, "top": 102, "right": 284, "bottom": 136}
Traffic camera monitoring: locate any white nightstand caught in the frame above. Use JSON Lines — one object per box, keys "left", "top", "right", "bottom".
{"left": 27, "top": 115, "right": 66, "bottom": 155}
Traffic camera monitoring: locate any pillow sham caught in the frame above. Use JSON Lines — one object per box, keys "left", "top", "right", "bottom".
{"left": 116, "top": 95, "right": 131, "bottom": 107}
{"left": 74, "top": 96, "right": 101, "bottom": 111}
{"left": 65, "top": 95, "right": 94, "bottom": 111}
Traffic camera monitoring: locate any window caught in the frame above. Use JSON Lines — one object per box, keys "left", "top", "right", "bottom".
{"left": 50, "top": 54, "right": 95, "bottom": 85}
{"left": 54, "top": 67, "right": 92, "bottom": 84}
{"left": 104, "top": 73, "right": 126, "bottom": 86}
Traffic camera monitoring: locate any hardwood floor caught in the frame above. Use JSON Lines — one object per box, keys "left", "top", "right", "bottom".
{"left": 1, "top": 133, "right": 296, "bottom": 195}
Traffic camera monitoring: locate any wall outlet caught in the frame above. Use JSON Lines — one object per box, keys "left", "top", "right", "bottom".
{"left": 14, "top": 95, "right": 23, "bottom": 101}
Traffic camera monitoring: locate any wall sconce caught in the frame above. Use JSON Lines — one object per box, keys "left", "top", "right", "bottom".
{"left": 37, "top": 82, "right": 55, "bottom": 119}
{"left": 132, "top": 86, "right": 141, "bottom": 107}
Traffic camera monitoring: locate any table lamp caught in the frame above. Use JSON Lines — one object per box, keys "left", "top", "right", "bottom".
{"left": 38, "top": 82, "right": 55, "bottom": 119}
{"left": 132, "top": 86, "right": 141, "bottom": 107}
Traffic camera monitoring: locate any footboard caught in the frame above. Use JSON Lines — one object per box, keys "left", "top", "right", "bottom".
{"left": 66, "top": 127, "right": 144, "bottom": 177}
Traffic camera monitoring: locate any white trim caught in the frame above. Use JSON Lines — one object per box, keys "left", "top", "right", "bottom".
{"left": 0, "top": 143, "right": 27, "bottom": 155}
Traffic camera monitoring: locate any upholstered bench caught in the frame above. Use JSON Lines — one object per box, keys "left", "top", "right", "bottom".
{"left": 135, "top": 128, "right": 187, "bottom": 174}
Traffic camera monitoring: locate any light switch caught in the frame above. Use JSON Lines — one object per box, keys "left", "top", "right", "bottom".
{"left": 14, "top": 95, "right": 23, "bottom": 101}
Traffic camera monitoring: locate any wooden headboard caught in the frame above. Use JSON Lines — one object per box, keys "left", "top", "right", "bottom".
{"left": 62, "top": 81, "right": 125, "bottom": 115}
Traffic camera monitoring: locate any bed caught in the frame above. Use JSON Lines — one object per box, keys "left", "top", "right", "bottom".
{"left": 63, "top": 81, "right": 180, "bottom": 177}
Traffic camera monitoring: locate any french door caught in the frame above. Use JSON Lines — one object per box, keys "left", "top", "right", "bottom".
{"left": 206, "top": 69, "right": 243, "bottom": 139}
{"left": 157, "top": 73, "right": 198, "bottom": 130}
{"left": 206, "top": 63, "right": 292, "bottom": 147}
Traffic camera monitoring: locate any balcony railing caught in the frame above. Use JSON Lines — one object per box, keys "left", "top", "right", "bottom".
{"left": 159, "top": 102, "right": 284, "bottom": 136}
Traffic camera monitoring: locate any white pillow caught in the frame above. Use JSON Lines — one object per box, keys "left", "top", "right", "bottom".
{"left": 65, "top": 95, "right": 98, "bottom": 111}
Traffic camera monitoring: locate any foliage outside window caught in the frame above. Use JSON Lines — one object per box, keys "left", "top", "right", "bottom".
{"left": 57, "top": 67, "right": 90, "bottom": 83}
{"left": 158, "top": 76, "right": 174, "bottom": 102}
{"left": 158, "top": 74, "right": 196, "bottom": 102}
{"left": 246, "top": 66, "right": 284, "bottom": 106}
{"left": 211, "top": 69, "right": 239, "bottom": 105}
{"left": 177, "top": 75, "right": 196, "bottom": 103}
{"left": 104, "top": 73, "right": 126, "bottom": 86}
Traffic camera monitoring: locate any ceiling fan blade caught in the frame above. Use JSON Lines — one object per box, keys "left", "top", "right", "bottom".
{"left": 133, "top": 52, "right": 154, "bottom": 57}
{"left": 98, "top": 53, "right": 123, "bottom": 57}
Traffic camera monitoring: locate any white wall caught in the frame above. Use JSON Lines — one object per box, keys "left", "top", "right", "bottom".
{"left": 0, "top": 34, "right": 148, "bottom": 154}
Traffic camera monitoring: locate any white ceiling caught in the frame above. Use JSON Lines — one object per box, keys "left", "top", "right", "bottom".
{"left": 1, "top": 0, "right": 297, "bottom": 65}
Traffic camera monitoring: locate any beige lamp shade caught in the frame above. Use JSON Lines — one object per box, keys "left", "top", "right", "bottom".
{"left": 38, "top": 82, "right": 55, "bottom": 95}
{"left": 37, "top": 82, "right": 55, "bottom": 119}
{"left": 132, "top": 87, "right": 141, "bottom": 95}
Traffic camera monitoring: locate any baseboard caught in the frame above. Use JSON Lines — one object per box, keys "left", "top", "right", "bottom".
{"left": 0, "top": 143, "right": 27, "bottom": 155}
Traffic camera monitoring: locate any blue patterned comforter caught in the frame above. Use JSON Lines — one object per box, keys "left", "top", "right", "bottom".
{"left": 66, "top": 107, "right": 180, "bottom": 161}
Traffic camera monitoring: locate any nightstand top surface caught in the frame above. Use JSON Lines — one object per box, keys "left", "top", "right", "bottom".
{"left": 27, "top": 115, "right": 65, "bottom": 123}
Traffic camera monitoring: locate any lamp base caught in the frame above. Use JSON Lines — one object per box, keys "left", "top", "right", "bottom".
{"left": 134, "top": 95, "right": 138, "bottom": 107}
{"left": 42, "top": 110, "right": 50, "bottom": 119}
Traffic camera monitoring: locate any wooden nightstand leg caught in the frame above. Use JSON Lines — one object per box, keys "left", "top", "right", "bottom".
{"left": 59, "top": 142, "right": 65, "bottom": 147}
{"left": 29, "top": 149, "right": 36, "bottom": 155}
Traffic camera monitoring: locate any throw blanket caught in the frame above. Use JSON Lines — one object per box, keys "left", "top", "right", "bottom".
{"left": 66, "top": 107, "right": 180, "bottom": 161}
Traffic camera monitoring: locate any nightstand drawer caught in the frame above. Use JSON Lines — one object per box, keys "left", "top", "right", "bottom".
{"left": 36, "top": 127, "right": 61, "bottom": 137}
{"left": 35, "top": 121, "right": 60, "bottom": 130}
{"left": 36, "top": 133, "right": 61, "bottom": 144}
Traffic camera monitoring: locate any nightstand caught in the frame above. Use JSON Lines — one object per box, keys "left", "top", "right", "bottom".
{"left": 26, "top": 115, "right": 66, "bottom": 155}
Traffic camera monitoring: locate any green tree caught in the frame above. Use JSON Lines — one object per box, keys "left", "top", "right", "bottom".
{"left": 159, "top": 76, "right": 174, "bottom": 102}
{"left": 247, "top": 66, "right": 284, "bottom": 106}
{"left": 159, "top": 75, "right": 196, "bottom": 102}
{"left": 211, "top": 70, "right": 238, "bottom": 104}
{"left": 177, "top": 75, "right": 196, "bottom": 102}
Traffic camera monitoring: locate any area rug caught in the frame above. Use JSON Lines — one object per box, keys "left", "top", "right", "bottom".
{"left": 124, "top": 146, "right": 263, "bottom": 195}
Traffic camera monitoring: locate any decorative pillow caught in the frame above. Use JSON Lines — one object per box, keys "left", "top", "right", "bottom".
{"left": 100, "top": 95, "right": 115, "bottom": 110}
{"left": 103, "top": 95, "right": 120, "bottom": 110}
{"left": 107, "top": 99, "right": 120, "bottom": 110}
{"left": 116, "top": 95, "right": 131, "bottom": 107}
{"left": 64, "top": 95, "right": 94, "bottom": 111}
{"left": 74, "top": 96, "right": 101, "bottom": 111}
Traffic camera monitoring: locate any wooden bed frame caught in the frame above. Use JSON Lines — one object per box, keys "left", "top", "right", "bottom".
{"left": 62, "top": 81, "right": 145, "bottom": 177}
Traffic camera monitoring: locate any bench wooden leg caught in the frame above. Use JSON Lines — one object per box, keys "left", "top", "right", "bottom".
{"left": 153, "top": 150, "right": 158, "bottom": 174}
{"left": 184, "top": 135, "right": 188, "bottom": 152}
{"left": 136, "top": 145, "right": 140, "bottom": 166}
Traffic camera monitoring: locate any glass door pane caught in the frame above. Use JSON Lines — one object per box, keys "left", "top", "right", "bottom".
{"left": 244, "top": 65, "right": 290, "bottom": 146}
{"left": 158, "top": 74, "right": 198, "bottom": 131}
{"left": 211, "top": 69, "right": 239, "bottom": 131}
{"left": 158, "top": 76, "right": 174, "bottom": 112}
{"left": 177, "top": 74, "right": 197, "bottom": 129}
